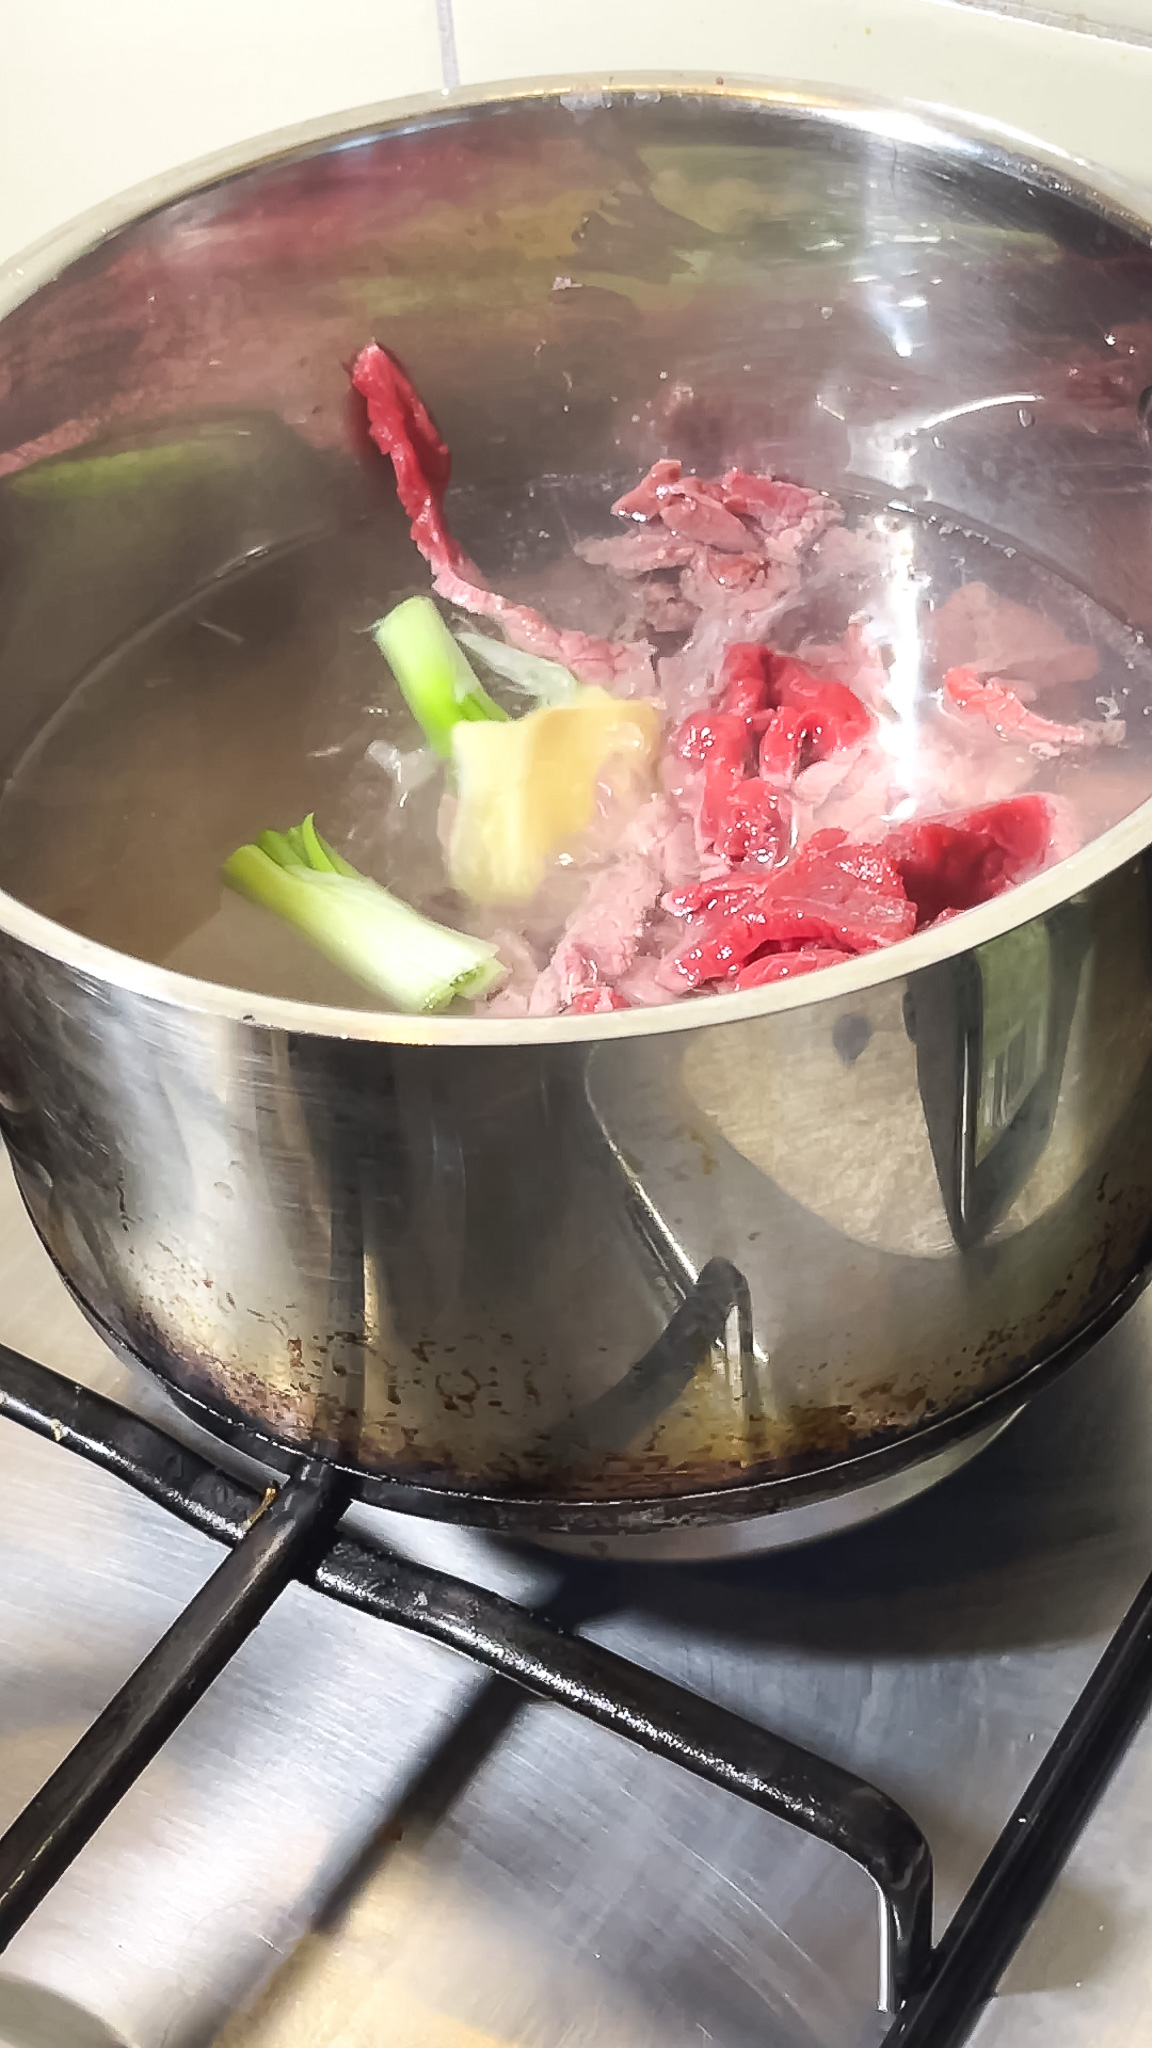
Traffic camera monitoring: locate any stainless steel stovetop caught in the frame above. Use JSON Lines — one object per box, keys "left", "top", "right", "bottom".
{"left": 2, "top": 1145, "right": 1151, "bottom": 2048}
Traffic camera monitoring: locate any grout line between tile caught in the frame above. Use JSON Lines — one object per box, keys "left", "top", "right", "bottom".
{"left": 436, "top": 0, "right": 460, "bottom": 89}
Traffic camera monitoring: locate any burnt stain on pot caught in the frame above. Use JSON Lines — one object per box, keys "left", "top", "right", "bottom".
{"left": 434, "top": 1366, "right": 482, "bottom": 1415}
{"left": 685, "top": 1126, "right": 718, "bottom": 1176}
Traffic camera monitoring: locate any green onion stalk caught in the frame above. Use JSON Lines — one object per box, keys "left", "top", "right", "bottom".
{"left": 222, "top": 814, "right": 502, "bottom": 1013}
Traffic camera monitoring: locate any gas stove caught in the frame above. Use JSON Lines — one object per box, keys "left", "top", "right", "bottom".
{"left": 3, "top": 1146, "right": 1152, "bottom": 2048}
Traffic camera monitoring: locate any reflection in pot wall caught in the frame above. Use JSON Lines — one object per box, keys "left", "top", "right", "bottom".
{"left": 1, "top": 849, "right": 1152, "bottom": 1519}
{"left": 587, "top": 857, "right": 1152, "bottom": 1465}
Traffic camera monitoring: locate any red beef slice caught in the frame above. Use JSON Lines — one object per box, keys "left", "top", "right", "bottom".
{"left": 928, "top": 583, "right": 1098, "bottom": 688}
{"left": 942, "top": 666, "right": 1112, "bottom": 753}
{"left": 883, "top": 794, "right": 1063, "bottom": 927}
{"left": 657, "top": 833, "right": 914, "bottom": 989}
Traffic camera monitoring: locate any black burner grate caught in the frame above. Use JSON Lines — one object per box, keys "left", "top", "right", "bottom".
{"left": 2, "top": 1342, "right": 1152, "bottom": 2047}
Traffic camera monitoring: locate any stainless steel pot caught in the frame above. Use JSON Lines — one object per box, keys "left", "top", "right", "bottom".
{"left": 3, "top": 80, "right": 1152, "bottom": 1549}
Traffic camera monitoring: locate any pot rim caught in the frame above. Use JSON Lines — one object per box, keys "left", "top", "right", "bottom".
{"left": 3, "top": 72, "right": 1152, "bottom": 1049}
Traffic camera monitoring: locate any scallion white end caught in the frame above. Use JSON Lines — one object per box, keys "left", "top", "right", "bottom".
{"left": 222, "top": 815, "right": 502, "bottom": 1013}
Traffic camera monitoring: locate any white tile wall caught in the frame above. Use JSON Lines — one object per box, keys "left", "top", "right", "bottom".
{"left": 2, "top": 0, "right": 1152, "bottom": 270}
{"left": 451, "top": 0, "right": 1152, "bottom": 194}
{"left": 0, "top": 0, "right": 443, "bottom": 264}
